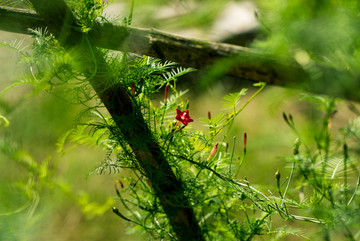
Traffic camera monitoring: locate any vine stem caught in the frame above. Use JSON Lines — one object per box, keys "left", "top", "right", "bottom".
{"left": 174, "top": 154, "right": 324, "bottom": 225}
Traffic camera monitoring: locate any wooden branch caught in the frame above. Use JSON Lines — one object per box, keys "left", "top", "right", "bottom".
{"left": 0, "top": 6, "right": 45, "bottom": 33}
{"left": 1, "top": 5, "right": 360, "bottom": 102}
{"left": 0, "top": 6, "right": 305, "bottom": 85}
{"left": 26, "top": 1, "right": 205, "bottom": 240}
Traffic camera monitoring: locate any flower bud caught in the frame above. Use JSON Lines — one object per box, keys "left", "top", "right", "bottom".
{"left": 131, "top": 82, "right": 135, "bottom": 96}
{"left": 112, "top": 207, "right": 131, "bottom": 221}
{"left": 117, "top": 180, "right": 124, "bottom": 189}
{"left": 293, "top": 138, "right": 300, "bottom": 155}
{"left": 275, "top": 170, "right": 281, "bottom": 180}
{"left": 207, "top": 143, "right": 218, "bottom": 161}
{"left": 112, "top": 207, "right": 120, "bottom": 215}
{"left": 282, "top": 112, "right": 288, "bottom": 123}
{"left": 243, "top": 132, "right": 247, "bottom": 153}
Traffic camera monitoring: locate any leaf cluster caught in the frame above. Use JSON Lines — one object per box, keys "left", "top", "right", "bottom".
{"left": 254, "top": 0, "right": 360, "bottom": 99}
{"left": 2, "top": 1, "right": 360, "bottom": 240}
{"left": 281, "top": 96, "right": 360, "bottom": 239}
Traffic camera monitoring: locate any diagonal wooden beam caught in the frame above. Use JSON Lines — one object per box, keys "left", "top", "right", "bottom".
{"left": 25, "top": 1, "right": 205, "bottom": 240}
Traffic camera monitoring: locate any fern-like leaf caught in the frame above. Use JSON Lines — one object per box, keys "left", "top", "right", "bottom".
{"left": 0, "top": 38, "right": 27, "bottom": 52}
{"left": 0, "top": 0, "right": 32, "bottom": 8}
{"left": 89, "top": 158, "right": 121, "bottom": 176}
{"left": 162, "top": 66, "right": 196, "bottom": 82}
{"left": 221, "top": 89, "right": 248, "bottom": 111}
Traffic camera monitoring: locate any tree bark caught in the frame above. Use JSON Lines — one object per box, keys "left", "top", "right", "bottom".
{"left": 27, "top": 1, "right": 205, "bottom": 240}
{"left": 0, "top": 6, "right": 305, "bottom": 85}
{"left": 2, "top": 5, "right": 360, "bottom": 102}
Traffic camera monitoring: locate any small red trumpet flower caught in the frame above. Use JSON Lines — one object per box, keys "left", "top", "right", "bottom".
{"left": 175, "top": 108, "right": 194, "bottom": 126}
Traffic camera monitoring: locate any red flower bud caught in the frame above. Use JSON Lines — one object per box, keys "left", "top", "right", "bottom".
{"left": 131, "top": 82, "right": 135, "bottom": 96}
{"left": 243, "top": 132, "right": 247, "bottom": 152}
{"left": 207, "top": 143, "right": 218, "bottom": 161}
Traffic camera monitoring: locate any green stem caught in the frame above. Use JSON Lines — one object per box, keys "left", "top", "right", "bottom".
{"left": 283, "top": 159, "right": 295, "bottom": 199}
{"left": 212, "top": 82, "right": 266, "bottom": 138}
{"left": 128, "top": 0, "right": 134, "bottom": 25}
{"left": 347, "top": 173, "right": 360, "bottom": 206}
{"left": 229, "top": 136, "right": 236, "bottom": 174}
{"left": 343, "top": 142, "right": 348, "bottom": 203}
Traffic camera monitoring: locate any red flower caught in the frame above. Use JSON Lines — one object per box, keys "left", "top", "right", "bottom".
{"left": 175, "top": 108, "right": 194, "bottom": 126}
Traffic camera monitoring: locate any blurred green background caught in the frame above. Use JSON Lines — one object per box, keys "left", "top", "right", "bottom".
{"left": 1, "top": 0, "right": 359, "bottom": 240}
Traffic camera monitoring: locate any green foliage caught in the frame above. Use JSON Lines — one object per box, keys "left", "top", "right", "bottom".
{"left": 1, "top": 23, "right": 279, "bottom": 239}
{"left": 0, "top": 135, "right": 113, "bottom": 240}
{"left": 281, "top": 96, "right": 360, "bottom": 239}
{"left": 69, "top": 0, "right": 109, "bottom": 32}
{"left": 0, "top": 114, "right": 9, "bottom": 126}
{"left": 222, "top": 90, "right": 248, "bottom": 110}
{"left": 0, "top": 0, "right": 31, "bottom": 8}
{"left": 1, "top": 0, "right": 360, "bottom": 240}
{"left": 130, "top": 0, "right": 227, "bottom": 30}
{"left": 254, "top": 0, "right": 360, "bottom": 99}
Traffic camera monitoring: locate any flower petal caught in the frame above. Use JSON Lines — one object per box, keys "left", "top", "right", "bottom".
{"left": 175, "top": 109, "right": 193, "bottom": 126}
